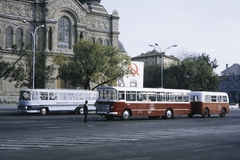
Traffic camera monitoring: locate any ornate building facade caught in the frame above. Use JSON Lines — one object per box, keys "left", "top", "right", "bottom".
{"left": 0, "top": 0, "right": 120, "bottom": 103}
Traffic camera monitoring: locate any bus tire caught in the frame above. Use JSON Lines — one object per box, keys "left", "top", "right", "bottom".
{"left": 105, "top": 115, "right": 114, "bottom": 121}
{"left": 121, "top": 109, "right": 131, "bottom": 120}
{"left": 165, "top": 109, "right": 173, "bottom": 119}
{"left": 40, "top": 108, "right": 48, "bottom": 115}
{"left": 202, "top": 108, "right": 209, "bottom": 118}
{"left": 188, "top": 112, "right": 193, "bottom": 118}
{"left": 220, "top": 108, "right": 226, "bottom": 117}
{"left": 79, "top": 107, "right": 84, "bottom": 115}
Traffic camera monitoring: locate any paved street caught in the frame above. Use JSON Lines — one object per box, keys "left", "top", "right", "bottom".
{"left": 0, "top": 105, "right": 240, "bottom": 160}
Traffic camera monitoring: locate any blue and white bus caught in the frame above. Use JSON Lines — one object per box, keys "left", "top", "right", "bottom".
{"left": 17, "top": 89, "right": 98, "bottom": 115}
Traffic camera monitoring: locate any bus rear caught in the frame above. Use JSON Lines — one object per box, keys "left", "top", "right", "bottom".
{"left": 189, "top": 91, "right": 229, "bottom": 118}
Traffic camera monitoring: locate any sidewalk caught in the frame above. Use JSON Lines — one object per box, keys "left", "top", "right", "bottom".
{"left": 0, "top": 104, "right": 17, "bottom": 109}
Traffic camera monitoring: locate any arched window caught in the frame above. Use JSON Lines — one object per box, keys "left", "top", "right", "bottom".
{"left": 25, "top": 31, "right": 32, "bottom": 50}
{"left": 5, "top": 27, "right": 13, "bottom": 48}
{"left": 104, "top": 39, "right": 109, "bottom": 46}
{"left": 16, "top": 28, "right": 23, "bottom": 49}
{"left": 58, "top": 17, "right": 71, "bottom": 49}
{"left": 97, "top": 38, "right": 102, "bottom": 44}
{"left": 90, "top": 37, "right": 95, "bottom": 43}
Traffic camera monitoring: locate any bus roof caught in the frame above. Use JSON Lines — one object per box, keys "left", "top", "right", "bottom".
{"left": 97, "top": 86, "right": 191, "bottom": 93}
{"left": 190, "top": 91, "right": 228, "bottom": 96}
{"left": 20, "top": 88, "right": 97, "bottom": 93}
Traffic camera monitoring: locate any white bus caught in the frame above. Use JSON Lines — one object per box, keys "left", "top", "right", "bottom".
{"left": 17, "top": 89, "right": 98, "bottom": 115}
{"left": 189, "top": 91, "right": 229, "bottom": 118}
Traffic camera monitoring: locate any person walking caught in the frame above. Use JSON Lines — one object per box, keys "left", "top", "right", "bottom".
{"left": 83, "top": 100, "right": 88, "bottom": 122}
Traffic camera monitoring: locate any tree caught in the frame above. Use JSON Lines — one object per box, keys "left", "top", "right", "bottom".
{"left": 144, "top": 65, "right": 161, "bottom": 88}
{"left": 54, "top": 40, "right": 131, "bottom": 90}
{"left": 164, "top": 53, "right": 219, "bottom": 91}
{"left": 0, "top": 45, "right": 26, "bottom": 79}
{"left": 4, "top": 47, "right": 55, "bottom": 88}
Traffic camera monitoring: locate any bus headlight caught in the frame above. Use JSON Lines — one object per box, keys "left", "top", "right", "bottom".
{"left": 24, "top": 106, "right": 28, "bottom": 110}
{"left": 110, "top": 106, "right": 114, "bottom": 109}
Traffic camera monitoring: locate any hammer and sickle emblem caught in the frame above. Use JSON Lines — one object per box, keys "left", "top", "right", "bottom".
{"left": 128, "top": 63, "right": 140, "bottom": 76}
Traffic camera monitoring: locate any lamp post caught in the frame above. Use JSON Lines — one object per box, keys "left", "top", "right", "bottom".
{"left": 13, "top": 21, "right": 44, "bottom": 89}
{"left": 149, "top": 44, "right": 177, "bottom": 88}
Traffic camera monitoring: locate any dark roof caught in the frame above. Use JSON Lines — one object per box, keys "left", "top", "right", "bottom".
{"left": 118, "top": 41, "right": 127, "bottom": 53}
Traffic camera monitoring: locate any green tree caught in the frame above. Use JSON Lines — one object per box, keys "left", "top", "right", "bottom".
{"left": 164, "top": 53, "right": 219, "bottom": 91}
{"left": 5, "top": 48, "right": 55, "bottom": 88}
{"left": 144, "top": 65, "right": 161, "bottom": 88}
{"left": 54, "top": 40, "right": 131, "bottom": 90}
{"left": 0, "top": 45, "right": 26, "bottom": 79}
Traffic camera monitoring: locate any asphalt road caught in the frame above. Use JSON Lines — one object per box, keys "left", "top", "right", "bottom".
{"left": 0, "top": 105, "right": 240, "bottom": 160}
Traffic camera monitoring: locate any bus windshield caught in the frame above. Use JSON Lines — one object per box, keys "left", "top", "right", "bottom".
{"left": 19, "top": 91, "right": 31, "bottom": 101}
{"left": 98, "top": 88, "right": 117, "bottom": 100}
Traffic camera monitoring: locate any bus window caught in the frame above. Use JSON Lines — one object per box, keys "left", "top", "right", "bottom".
{"left": 211, "top": 95, "right": 217, "bottom": 102}
{"left": 166, "top": 92, "right": 174, "bottom": 102}
{"left": 137, "top": 91, "right": 146, "bottom": 101}
{"left": 67, "top": 92, "right": 75, "bottom": 100}
{"left": 76, "top": 93, "right": 83, "bottom": 100}
{"left": 32, "top": 91, "right": 38, "bottom": 100}
{"left": 19, "top": 91, "right": 31, "bottom": 100}
{"left": 223, "top": 96, "right": 228, "bottom": 102}
{"left": 49, "top": 92, "right": 57, "bottom": 100}
{"left": 148, "top": 92, "right": 156, "bottom": 101}
{"left": 217, "top": 96, "right": 222, "bottom": 102}
{"left": 126, "top": 91, "right": 136, "bottom": 101}
{"left": 183, "top": 93, "right": 190, "bottom": 102}
{"left": 157, "top": 92, "right": 165, "bottom": 101}
{"left": 175, "top": 93, "right": 182, "bottom": 102}
{"left": 192, "top": 95, "right": 198, "bottom": 102}
{"left": 205, "top": 95, "right": 210, "bottom": 102}
{"left": 40, "top": 92, "right": 48, "bottom": 100}
{"left": 118, "top": 91, "right": 125, "bottom": 100}
{"left": 58, "top": 92, "right": 66, "bottom": 100}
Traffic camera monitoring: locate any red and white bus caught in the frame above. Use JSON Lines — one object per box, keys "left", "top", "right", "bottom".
{"left": 96, "top": 86, "right": 191, "bottom": 120}
{"left": 189, "top": 91, "right": 229, "bottom": 118}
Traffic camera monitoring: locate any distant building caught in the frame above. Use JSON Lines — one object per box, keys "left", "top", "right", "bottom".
{"left": 218, "top": 63, "right": 240, "bottom": 104}
{"left": 131, "top": 49, "right": 179, "bottom": 68}
{"left": 221, "top": 64, "right": 240, "bottom": 76}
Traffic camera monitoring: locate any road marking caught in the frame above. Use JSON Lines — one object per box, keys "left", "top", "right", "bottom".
{"left": 194, "top": 145, "right": 233, "bottom": 152}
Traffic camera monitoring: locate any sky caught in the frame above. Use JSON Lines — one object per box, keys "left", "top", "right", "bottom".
{"left": 101, "top": 0, "right": 240, "bottom": 75}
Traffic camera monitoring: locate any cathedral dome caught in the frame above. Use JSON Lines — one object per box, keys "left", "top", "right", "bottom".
{"left": 79, "top": 0, "right": 101, "bottom": 5}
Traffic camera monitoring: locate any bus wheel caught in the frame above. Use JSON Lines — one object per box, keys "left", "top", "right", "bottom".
{"left": 165, "top": 109, "right": 173, "bottom": 119}
{"left": 79, "top": 107, "right": 84, "bottom": 115}
{"left": 121, "top": 109, "right": 131, "bottom": 120}
{"left": 220, "top": 108, "right": 226, "bottom": 117}
{"left": 202, "top": 108, "right": 209, "bottom": 118}
{"left": 105, "top": 115, "right": 114, "bottom": 121}
{"left": 40, "top": 108, "right": 48, "bottom": 115}
{"left": 188, "top": 112, "right": 193, "bottom": 118}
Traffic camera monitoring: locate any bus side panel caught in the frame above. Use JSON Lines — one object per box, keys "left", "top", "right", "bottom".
{"left": 172, "top": 103, "right": 191, "bottom": 116}
{"left": 124, "top": 103, "right": 191, "bottom": 117}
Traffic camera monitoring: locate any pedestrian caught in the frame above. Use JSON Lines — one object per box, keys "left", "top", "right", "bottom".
{"left": 83, "top": 100, "right": 88, "bottom": 122}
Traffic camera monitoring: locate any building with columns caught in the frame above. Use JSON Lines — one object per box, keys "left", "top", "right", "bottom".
{"left": 0, "top": 0, "right": 121, "bottom": 103}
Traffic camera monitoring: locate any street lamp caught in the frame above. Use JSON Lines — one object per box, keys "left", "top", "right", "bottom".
{"left": 13, "top": 21, "right": 45, "bottom": 89}
{"left": 149, "top": 44, "right": 177, "bottom": 88}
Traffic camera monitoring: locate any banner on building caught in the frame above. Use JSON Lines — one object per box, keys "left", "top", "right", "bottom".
{"left": 117, "top": 61, "right": 144, "bottom": 88}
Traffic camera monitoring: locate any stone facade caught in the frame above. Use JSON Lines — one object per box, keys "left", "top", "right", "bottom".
{"left": 0, "top": 0, "right": 120, "bottom": 103}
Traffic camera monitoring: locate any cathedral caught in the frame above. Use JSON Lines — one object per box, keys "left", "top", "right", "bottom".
{"left": 0, "top": 0, "right": 121, "bottom": 103}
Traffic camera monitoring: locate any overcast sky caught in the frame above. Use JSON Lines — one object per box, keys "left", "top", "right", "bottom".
{"left": 101, "top": 0, "right": 240, "bottom": 75}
